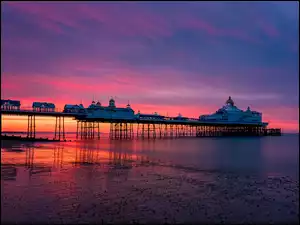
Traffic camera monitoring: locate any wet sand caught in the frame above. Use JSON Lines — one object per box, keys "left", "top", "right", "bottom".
{"left": 1, "top": 137, "right": 299, "bottom": 224}
{"left": 1, "top": 162, "right": 299, "bottom": 224}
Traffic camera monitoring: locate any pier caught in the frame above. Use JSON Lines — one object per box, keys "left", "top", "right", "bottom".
{"left": 1, "top": 97, "right": 282, "bottom": 141}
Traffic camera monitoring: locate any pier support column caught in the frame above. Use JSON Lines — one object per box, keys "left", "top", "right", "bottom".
{"left": 97, "top": 122, "right": 100, "bottom": 139}
{"left": 27, "top": 115, "right": 36, "bottom": 138}
{"left": 109, "top": 122, "right": 133, "bottom": 140}
{"left": 54, "top": 116, "right": 65, "bottom": 141}
{"left": 76, "top": 121, "right": 100, "bottom": 140}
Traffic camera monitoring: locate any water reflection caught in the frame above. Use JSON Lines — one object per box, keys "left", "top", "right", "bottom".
{"left": 53, "top": 145, "right": 64, "bottom": 169}
{"left": 1, "top": 141, "right": 28, "bottom": 152}
{"left": 1, "top": 165, "right": 17, "bottom": 181}
{"left": 25, "top": 146, "right": 34, "bottom": 168}
{"left": 1, "top": 135, "right": 298, "bottom": 183}
{"left": 24, "top": 146, "right": 52, "bottom": 177}
{"left": 74, "top": 142, "right": 101, "bottom": 166}
{"left": 1, "top": 138, "right": 298, "bottom": 224}
{"left": 212, "top": 137, "right": 264, "bottom": 174}
{"left": 71, "top": 140, "right": 153, "bottom": 169}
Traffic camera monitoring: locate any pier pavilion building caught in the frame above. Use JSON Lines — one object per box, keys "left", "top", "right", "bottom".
{"left": 1, "top": 99, "right": 21, "bottom": 110}
{"left": 199, "top": 96, "right": 264, "bottom": 124}
{"left": 32, "top": 102, "right": 55, "bottom": 112}
{"left": 63, "top": 104, "right": 85, "bottom": 113}
{"left": 84, "top": 98, "right": 135, "bottom": 119}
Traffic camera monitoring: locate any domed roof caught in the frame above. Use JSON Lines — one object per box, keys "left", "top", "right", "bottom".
{"left": 96, "top": 101, "right": 101, "bottom": 106}
{"left": 92, "top": 100, "right": 95, "bottom": 104}
{"left": 109, "top": 97, "right": 116, "bottom": 107}
{"left": 126, "top": 100, "right": 131, "bottom": 108}
{"left": 226, "top": 96, "right": 234, "bottom": 106}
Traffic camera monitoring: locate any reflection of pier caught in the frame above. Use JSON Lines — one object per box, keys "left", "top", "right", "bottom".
{"left": 1, "top": 165, "right": 17, "bottom": 181}
{"left": 137, "top": 154, "right": 151, "bottom": 165}
{"left": 108, "top": 150, "right": 133, "bottom": 169}
{"left": 108, "top": 148, "right": 152, "bottom": 169}
{"left": 25, "top": 146, "right": 35, "bottom": 168}
{"left": 24, "top": 147, "right": 52, "bottom": 176}
{"left": 74, "top": 143, "right": 100, "bottom": 166}
{"left": 70, "top": 142, "right": 154, "bottom": 169}
{"left": 53, "top": 145, "right": 64, "bottom": 168}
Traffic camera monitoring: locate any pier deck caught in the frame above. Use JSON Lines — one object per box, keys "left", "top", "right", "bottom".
{"left": 1, "top": 108, "right": 281, "bottom": 141}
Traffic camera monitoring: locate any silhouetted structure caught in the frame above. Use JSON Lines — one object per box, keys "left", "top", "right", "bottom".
{"left": 32, "top": 102, "right": 55, "bottom": 112}
{"left": 1, "top": 99, "right": 20, "bottom": 110}
{"left": 1, "top": 96, "right": 281, "bottom": 140}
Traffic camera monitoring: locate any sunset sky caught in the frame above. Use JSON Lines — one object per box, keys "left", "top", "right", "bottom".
{"left": 1, "top": 1, "right": 299, "bottom": 133}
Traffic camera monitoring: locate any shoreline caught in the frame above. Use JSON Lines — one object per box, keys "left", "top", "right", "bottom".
{"left": 0, "top": 134, "right": 70, "bottom": 142}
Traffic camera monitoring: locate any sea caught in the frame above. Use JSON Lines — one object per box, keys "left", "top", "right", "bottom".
{"left": 1, "top": 132, "right": 299, "bottom": 224}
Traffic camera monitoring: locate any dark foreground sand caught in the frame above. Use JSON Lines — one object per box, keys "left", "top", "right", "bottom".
{"left": 1, "top": 162, "right": 299, "bottom": 224}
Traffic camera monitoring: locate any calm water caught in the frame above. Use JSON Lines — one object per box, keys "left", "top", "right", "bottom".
{"left": 1, "top": 134, "right": 299, "bottom": 223}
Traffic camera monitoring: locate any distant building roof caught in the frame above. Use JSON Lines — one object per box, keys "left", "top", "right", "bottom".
{"left": 64, "top": 104, "right": 81, "bottom": 109}
{"left": 32, "top": 102, "right": 55, "bottom": 108}
{"left": 1, "top": 99, "right": 21, "bottom": 106}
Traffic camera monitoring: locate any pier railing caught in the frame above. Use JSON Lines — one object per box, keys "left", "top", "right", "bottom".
{"left": 0, "top": 107, "right": 87, "bottom": 116}
{"left": 1, "top": 106, "right": 65, "bottom": 113}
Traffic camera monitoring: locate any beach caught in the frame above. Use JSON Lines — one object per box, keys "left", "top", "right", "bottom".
{"left": 1, "top": 135, "right": 299, "bottom": 224}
